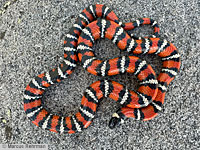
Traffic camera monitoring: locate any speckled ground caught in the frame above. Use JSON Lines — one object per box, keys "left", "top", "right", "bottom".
{"left": 0, "top": 0, "right": 199, "bottom": 149}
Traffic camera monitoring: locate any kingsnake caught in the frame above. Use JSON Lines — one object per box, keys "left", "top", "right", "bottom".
{"left": 23, "top": 4, "right": 181, "bottom": 134}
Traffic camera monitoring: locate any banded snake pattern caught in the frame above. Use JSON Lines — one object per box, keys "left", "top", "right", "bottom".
{"left": 24, "top": 4, "right": 181, "bottom": 134}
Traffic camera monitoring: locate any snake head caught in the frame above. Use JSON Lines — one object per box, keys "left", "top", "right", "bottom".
{"left": 108, "top": 113, "right": 125, "bottom": 129}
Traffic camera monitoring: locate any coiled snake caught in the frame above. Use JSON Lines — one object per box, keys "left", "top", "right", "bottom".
{"left": 24, "top": 4, "right": 181, "bottom": 134}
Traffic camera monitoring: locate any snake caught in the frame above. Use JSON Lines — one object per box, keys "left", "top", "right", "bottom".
{"left": 23, "top": 4, "right": 180, "bottom": 133}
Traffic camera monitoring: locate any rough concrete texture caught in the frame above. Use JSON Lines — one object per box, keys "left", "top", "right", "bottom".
{"left": 0, "top": 0, "right": 199, "bottom": 149}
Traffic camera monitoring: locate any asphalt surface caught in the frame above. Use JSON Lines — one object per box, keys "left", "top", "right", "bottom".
{"left": 0, "top": 0, "right": 199, "bottom": 149}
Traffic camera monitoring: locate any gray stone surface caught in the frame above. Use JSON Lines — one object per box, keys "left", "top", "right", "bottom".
{"left": 0, "top": 0, "right": 199, "bottom": 149}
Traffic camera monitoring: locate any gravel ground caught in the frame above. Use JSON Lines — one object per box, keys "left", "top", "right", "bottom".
{"left": 0, "top": 0, "right": 199, "bottom": 149}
